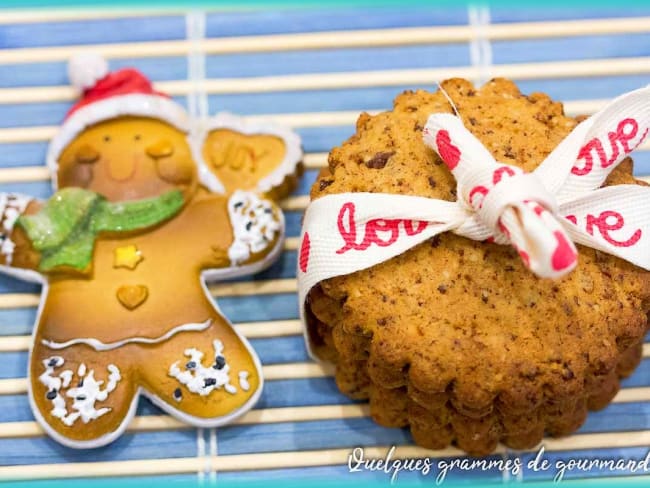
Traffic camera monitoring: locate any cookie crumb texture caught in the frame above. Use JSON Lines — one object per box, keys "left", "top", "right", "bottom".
{"left": 306, "top": 78, "right": 650, "bottom": 456}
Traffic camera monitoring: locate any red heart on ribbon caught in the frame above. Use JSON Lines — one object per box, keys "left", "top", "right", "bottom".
{"left": 435, "top": 130, "right": 461, "bottom": 170}
{"left": 299, "top": 232, "right": 311, "bottom": 273}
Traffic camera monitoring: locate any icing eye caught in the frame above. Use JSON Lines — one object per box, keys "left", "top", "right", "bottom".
{"left": 185, "top": 361, "right": 197, "bottom": 370}
{"left": 245, "top": 221, "right": 253, "bottom": 231}
{"left": 234, "top": 201, "right": 244, "bottom": 209}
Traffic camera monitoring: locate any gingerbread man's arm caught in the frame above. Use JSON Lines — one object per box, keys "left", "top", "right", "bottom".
{"left": 0, "top": 193, "right": 42, "bottom": 272}
{"left": 190, "top": 191, "right": 284, "bottom": 276}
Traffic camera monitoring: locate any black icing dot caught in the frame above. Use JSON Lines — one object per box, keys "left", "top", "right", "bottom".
{"left": 77, "top": 379, "right": 84, "bottom": 387}
{"left": 76, "top": 395, "right": 87, "bottom": 401}
{"left": 234, "top": 201, "right": 244, "bottom": 209}
{"left": 204, "top": 377, "right": 217, "bottom": 387}
{"left": 173, "top": 388, "right": 182, "bottom": 399}
{"left": 245, "top": 221, "right": 253, "bottom": 231}
{"left": 213, "top": 356, "right": 226, "bottom": 370}
{"left": 47, "top": 358, "right": 58, "bottom": 367}
{"left": 264, "top": 208, "right": 272, "bottom": 214}
{"left": 46, "top": 390, "right": 57, "bottom": 400}
{"left": 186, "top": 361, "right": 197, "bottom": 370}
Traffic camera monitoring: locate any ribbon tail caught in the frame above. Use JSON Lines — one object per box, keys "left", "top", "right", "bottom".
{"left": 499, "top": 202, "right": 578, "bottom": 279}
{"left": 560, "top": 185, "right": 650, "bottom": 270}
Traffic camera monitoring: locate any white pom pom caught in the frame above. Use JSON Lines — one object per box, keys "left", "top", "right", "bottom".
{"left": 68, "top": 53, "right": 109, "bottom": 90}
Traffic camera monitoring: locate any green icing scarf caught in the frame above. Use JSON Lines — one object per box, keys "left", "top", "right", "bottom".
{"left": 17, "top": 188, "right": 184, "bottom": 272}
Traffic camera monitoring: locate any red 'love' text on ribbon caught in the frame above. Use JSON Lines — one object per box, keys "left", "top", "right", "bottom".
{"left": 572, "top": 118, "right": 649, "bottom": 176}
{"left": 566, "top": 210, "right": 642, "bottom": 248}
{"left": 336, "top": 202, "right": 428, "bottom": 254}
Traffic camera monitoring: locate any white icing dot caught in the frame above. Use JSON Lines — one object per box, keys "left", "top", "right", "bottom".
{"left": 239, "top": 371, "right": 250, "bottom": 392}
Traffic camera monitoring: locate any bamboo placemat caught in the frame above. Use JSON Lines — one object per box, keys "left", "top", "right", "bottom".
{"left": 0, "top": 4, "right": 649, "bottom": 485}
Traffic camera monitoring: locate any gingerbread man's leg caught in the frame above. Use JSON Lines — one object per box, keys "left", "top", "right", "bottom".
{"left": 29, "top": 341, "right": 139, "bottom": 448}
{"left": 137, "top": 316, "right": 261, "bottom": 426}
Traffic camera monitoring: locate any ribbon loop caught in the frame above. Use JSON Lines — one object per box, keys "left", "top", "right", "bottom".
{"left": 477, "top": 172, "right": 558, "bottom": 235}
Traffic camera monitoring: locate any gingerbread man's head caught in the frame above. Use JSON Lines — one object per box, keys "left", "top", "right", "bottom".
{"left": 47, "top": 55, "right": 197, "bottom": 203}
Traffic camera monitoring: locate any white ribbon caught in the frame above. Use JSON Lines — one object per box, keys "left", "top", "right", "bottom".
{"left": 297, "top": 85, "right": 650, "bottom": 331}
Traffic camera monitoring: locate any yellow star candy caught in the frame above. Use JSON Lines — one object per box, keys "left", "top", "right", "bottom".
{"left": 113, "top": 244, "right": 144, "bottom": 270}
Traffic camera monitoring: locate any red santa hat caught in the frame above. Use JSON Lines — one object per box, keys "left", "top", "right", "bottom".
{"left": 46, "top": 53, "right": 190, "bottom": 175}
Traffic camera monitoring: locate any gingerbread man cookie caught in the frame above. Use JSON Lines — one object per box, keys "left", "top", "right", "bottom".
{"left": 0, "top": 54, "right": 302, "bottom": 448}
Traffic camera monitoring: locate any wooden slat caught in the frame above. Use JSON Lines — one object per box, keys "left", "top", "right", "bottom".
{"left": 0, "top": 126, "right": 57, "bottom": 143}
{"left": 0, "top": 378, "right": 26, "bottom": 395}
{"left": 0, "top": 294, "right": 40, "bottom": 309}
{"left": 234, "top": 319, "right": 302, "bottom": 338}
{"left": 0, "top": 278, "right": 300, "bottom": 312}
{"left": 209, "top": 277, "right": 297, "bottom": 296}
{"left": 2, "top": 347, "right": 649, "bottom": 394}
{"left": 0, "top": 335, "right": 30, "bottom": 352}
{"left": 0, "top": 17, "right": 648, "bottom": 64}
{"left": 0, "top": 319, "right": 303, "bottom": 353}
{"left": 1, "top": 100, "right": 649, "bottom": 145}
{"left": 194, "top": 57, "right": 650, "bottom": 95}
{"left": 1, "top": 343, "right": 645, "bottom": 394}
{"left": 0, "top": 383, "right": 649, "bottom": 440}
{"left": 0, "top": 404, "right": 369, "bottom": 439}
{"left": 0, "top": 153, "right": 323, "bottom": 182}
{"left": 280, "top": 195, "right": 310, "bottom": 212}
{"left": 4, "top": 429, "right": 650, "bottom": 479}
{"left": 1, "top": 57, "right": 649, "bottom": 103}
{"left": 0, "top": 9, "right": 182, "bottom": 24}
{"left": 284, "top": 236, "right": 300, "bottom": 251}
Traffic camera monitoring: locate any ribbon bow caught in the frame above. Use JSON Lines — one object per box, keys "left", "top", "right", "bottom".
{"left": 297, "top": 85, "right": 650, "bottom": 331}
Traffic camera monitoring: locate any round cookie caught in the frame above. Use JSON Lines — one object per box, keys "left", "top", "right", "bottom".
{"left": 305, "top": 78, "right": 650, "bottom": 455}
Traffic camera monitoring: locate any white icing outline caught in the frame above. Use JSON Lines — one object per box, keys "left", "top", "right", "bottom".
{"left": 41, "top": 319, "right": 212, "bottom": 352}
{"left": 190, "top": 112, "right": 303, "bottom": 195}
{"left": 46, "top": 93, "right": 191, "bottom": 189}
{"left": 0, "top": 194, "right": 33, "bottom": 265}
